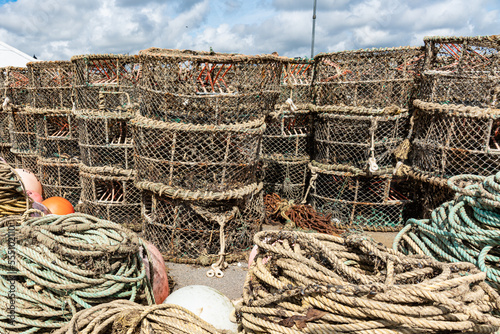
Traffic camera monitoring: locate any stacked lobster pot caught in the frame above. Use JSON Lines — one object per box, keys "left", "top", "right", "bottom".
{"left": 309, "top": 47, "right": 424, "bottom": 231}
{"left": 72, "top": 54, "right": 142, "bottom": 231}
{"left": 0, "top": 67, "right": 32, "bottom": 168}
{"left": 261, "top": 58, "right": 313, "bottom": 202}
{"left": 412, "top": 35, "right": 500, "bottom": 178}
{"left": 27, "top": 60, "right": 81, "bottom": 205}
{"left": 133, "top": 48, "right": 284, "bottom": 270}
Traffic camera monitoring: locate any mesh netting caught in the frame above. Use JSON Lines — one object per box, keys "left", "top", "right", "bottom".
{"left": 132, "top": 115, "right": 264, "bottom": 192}
{"left": 262, "top": 158, "right": 309, "bottom": 203}
{"left": 411, "top": 100, "right": 500, "bottom": 178}
{"left": 77, "top": 111, "right": 134, "bottom": 171}
{"left": 137, "top": 48, "right": 285, "bottom": 125}
{"left": 0, "top": 111, "right": 11, "bottom": 144}
{"left": 10, "top": 109, "right": 37, "bottom": 154}
{"left": 38, "top": 157, "right": 81, "bottom": 206}
{"left": 27, "top": 61, "right": 74, "bottom": 109}
{"left": 0, "top": 66, "right": 29, "bottom": 106}
{"left": 309, "top": 162, "right": 411, "bottom": 231}
{"left": 12, "top": 151, "right": 38, "bottom": 175}
{"left": 34, "top": 109, "right": 79, "bottom": 160}
{"left": 278, "top": 59, "right": 313, "bottom": 104}
{"left": 141, "top": 185, "right": 264, "bottom": 262}
{"left": 71, "top": 54, "right": 140, "bottom": 111}
{"left": 314, "top": 47, "right": 424, "bottom": 108}
{"left": 79, "top": 166, "right": 141, "bottom": 232}
{"left": 419, "top": 35, "right": 500, "bottom": 107}
{"left": 0, "top": 144, "right": 15, "bottom": 165}
{"left": 313, "top": 107, "right": 409, "bottom": 171}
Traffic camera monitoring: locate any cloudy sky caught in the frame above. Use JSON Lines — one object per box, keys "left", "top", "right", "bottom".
{"left": 0, "top": 0, "right": 498, "bottom": 60}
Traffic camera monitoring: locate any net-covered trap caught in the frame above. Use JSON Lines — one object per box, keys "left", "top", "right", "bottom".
{"left": 419, "top": 35, "right": 500, "bottom": 107}
{"left": 12, "top": 151, "right": 38, "bottom": 174}
{"left": 140, "top": 183, "right": 264, "bottom": 264}
{"left": 138, "top": 48, "right": 285, "bottom": 125}
{"left": 0, "top": 144, "right": 15, "bottom": 164}
{"left": 77, "top": 110, "right": 134, "bottom": 171}
{"left": 411, "top": 100, "right": 500, "bottom": 178}
{"left": 79, "top": 165, "right": 141, "bottom": 232}
{"left": 132, "top": 115, "right": 265, "bottom": 192}
{"left": 314, "top": 46, "right": 424, "bottom": 108}
{"left": 262, "top": 158, "right": 309, "bottom": 203}
{"left": 27, "top": 60, "right": 74, "bottom": 109}
{"left": 277, "top": 58, "right": 313, "bottom": 104}
{"left": 314, "top": 106, "right": 409, "bottom": 172}
{"left": 38, "top": 157, "right": 81, "bottom": 206}
{"left": 309, "top": 162, "right": 412, "bottom": 231}
{"left": 34, "top": 109, "right": 79, "bottom": 160}
{"left": 71, "top": 54, "right": 140, "bottom": 111}
{"left": 0, "top": 66, "right": 29, "bottom": 106}
{"left": 10, "top": 109, "right": 37, "bottom": 154}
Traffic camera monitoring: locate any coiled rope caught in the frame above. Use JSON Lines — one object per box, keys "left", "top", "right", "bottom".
{"left": 0, "top": 212, "right": 154, "bottom": 333}
{"left": 0, "top": 161, "right": 30, "bottom": 216}
{"left": 53, "top": 299, "right": 224, "bottom": 334}
{"left": 239, "top": 230, "right": 500, "bottom": 333}
{"left": 393, "top": 171, "right": 500, "bottom": 288}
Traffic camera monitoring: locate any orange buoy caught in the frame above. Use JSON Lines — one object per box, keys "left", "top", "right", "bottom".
{"left": 42, "top": 197, "right": 75, "bottom": 215}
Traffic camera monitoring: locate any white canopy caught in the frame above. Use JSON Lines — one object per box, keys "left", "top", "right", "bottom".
{"left": 0, "top": 41, "right": 37, "bottom": 67}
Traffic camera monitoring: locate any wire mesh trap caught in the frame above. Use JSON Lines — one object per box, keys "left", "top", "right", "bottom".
{"left": 71, "top": 54, "right": 140, "bottom": 111}
{"left": 79, "top": 165, "right": 141, "bottom": 232}
{"left": 411, "top": 100, "right": 500, "bottom": 178}
{"left": 35, "top": 109, "right": 79, "bottom": 160}
{"left": 77, "top": 110, "right": 134, "bottom": 171}
{"left": 419, "top": 35, "right": 500, "bottom": 108}
{"left": 277, "top": 58, "right": 314, "bottom": 105}
{"left": 0, "top": 66, "right": 29, "bottom": 106}
{"left": 11, "top": 150, "right": 38, "bottom": 175}
{"left": 141, "top": 185, "right": 264, "bottom": 263}
{"left": 10, "top": 109, "right": 37, "bottom": 154}
{"left": 0, "top": 144, "right": 15, "bottom": 165}
{"left": 309, "top": 162, "right": 411, "bottom": 231}
{"left": 314, "top": 46, "right": 424, "bottom": 108}
{"left": 27, "top": 60, "right": 74, "bottom": 109}
{"left": 313, "top": 106, "right": 409, "bottom": 172}
{"left": 38, "top": 157, "right": 81, "bottom": 206}
{"left": 0, "top": 110, "right": 11, "bottom": 145}
{"left": 262, "top": 158, "right": 309, "bottom": 203}
{"left": 132, "top": 115, "right": 265, "bottom": 193}
{"left": 138, "top": 48, "right": 285, "bottom": 125}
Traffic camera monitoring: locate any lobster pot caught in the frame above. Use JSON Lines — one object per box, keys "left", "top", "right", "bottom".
{"left": 35, "top": 110, "right": 79, "bottom": 159}
{"left": 0, "top": 144, "right": 15, "bottom": 165}
{"left": 314, "top": 108, "right": 408, "bottom": 171}
{"left": 138, "top": 48, "right": 285, "bottom": 125}
{"left": 10, "top": 110, "right": 37, "bottom": 154}
{"left": 12, "top": 151, "right": 38, "bottom": 175}
{"left": 132, "top": 115, "right": 265, "bottom": 192}
{"left": 71, "top": 54, "right": 140, "bottom": 111}
{"left": 38, "top": 157, "right": 81, "bottom": 206}
{"left": 79, "top": 166, "right": 141, "bottom": 232}
{"left": 141, "top": 185, "right": 264, "bottom": 262}
{"left": 310, "top": 163, "right": 411, "bottom": 231}
{"left": 278, "top": 59, "right": 313, "bottom": 104}
{"left": 262, "top": 158, "right": 308, "bottom": 203}
{"left": 419, "top": 35, "right": 500, "bottom": 108}
{"left": 27, "top": 61, "right": 74, "bottom": 109}
{"left": 77, "top": 111, "right": 134, "bottom": 171}
{"left": 314, "top": 47, "right": 424, "bottom": 108}
{"left": 0, "top": 66, "right": 29, "bottom": 106}
{"left": 411, "top": 100, "right": 500, "bottom": 178}
{"left": 262, "top": 109, "right": 311, "bottom": 160}
{"left": 0, "top": 111, "right": 11, "bottom": 144}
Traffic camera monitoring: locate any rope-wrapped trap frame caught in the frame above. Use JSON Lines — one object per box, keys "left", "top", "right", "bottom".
{"left": 132, "top": 115, "right": 265, "bottom": 193}
{"left": 411, "top": 100, "right": 500, "bottom": 178}
{"left": 309, "top": 161, "right": 411, "bottom": 231}
{"left": 313, "top": 105, "right": 408, "bottom": 172}
{"left": 79, "top": 165, "right": 141, "bottom": 232}
{"left": 71, "top": 54, "right": 140, "bottom": 111}
{"left": 27, "top": 60, "right": 74, "bottom": 109}
{"left": 140, "top": 182, "right": 264, "bottom": 264}
{"left": 313, "top": 46, "right": 424, "bottom": 108}
{"left": 138, "top": 48, "right": 286, "bottom": 125}
{"left": 262, "top": 158, "right": 309, "bottom": 203}
{"left": 239, "top": 230, "right": 500, "bottom": 333}
{"left": 0, "top": 66, "right": 29, "bottom": 106}
{"left": 419, "top": 35, "right": 500, "bottom": 108}
{"left": 77, "top": 110, "right": 134, "bottom": 171}
{"left": 38, "top": 157, "right": 81, "bottom": 206}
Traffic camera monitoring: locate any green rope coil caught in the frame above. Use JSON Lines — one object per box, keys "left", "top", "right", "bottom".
{"left": 394, "top": 171, "right": 500, "bottom": 288}
{"left": 0, "top": 213, "right": 154, "bottom": 333}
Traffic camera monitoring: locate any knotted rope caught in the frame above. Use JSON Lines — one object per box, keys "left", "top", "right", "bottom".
{"left": 239, "top": 230, "right": 500, "bottom": 333}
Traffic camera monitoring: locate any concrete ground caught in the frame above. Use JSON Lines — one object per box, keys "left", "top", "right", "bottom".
{"left": 166, "top": 231, "right": 399, "bottom": 301}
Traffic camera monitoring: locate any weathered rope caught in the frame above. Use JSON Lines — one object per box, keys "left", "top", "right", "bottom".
{"left": 0, "top": 213, "right": 154, "bottom": 333}
{"left": 394, "top": 171, "right": 500, "bottom": 288}
{"left": 0, "top": 160, "right": 30, "bottom": 216}
{"left": 239, "top": 230, "right": 500, "bottom": 333}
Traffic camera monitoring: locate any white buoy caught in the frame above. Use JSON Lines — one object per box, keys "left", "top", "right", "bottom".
{"left": 164, "top": 285, "right": 237, "bottom": 333}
